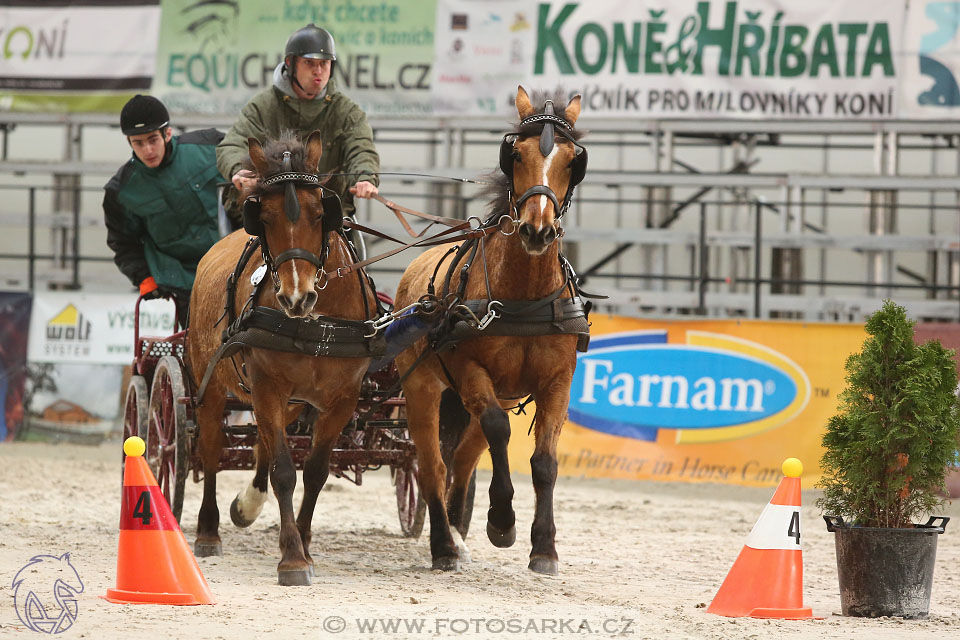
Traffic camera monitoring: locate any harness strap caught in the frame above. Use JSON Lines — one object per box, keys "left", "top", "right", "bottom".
{"left": 371, "top": 193, "right": 466, "bottom": 235}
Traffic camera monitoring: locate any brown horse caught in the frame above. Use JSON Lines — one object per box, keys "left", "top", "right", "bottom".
{"left": 186, "top": 131, "right": 379, "bottom": 585}
{"left": 394, "top": 87, "right": 588, "bottom": 575}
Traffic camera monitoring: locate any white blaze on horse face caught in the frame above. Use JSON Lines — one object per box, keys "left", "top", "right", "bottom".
{"left": 234, "top": 482, "right": 268, "bottom": 523}
{"left": 288, "top": 225, "right": 300, "bottom": 299}
{"left": 536, "top": 145, "right": 559, "bottom": 232}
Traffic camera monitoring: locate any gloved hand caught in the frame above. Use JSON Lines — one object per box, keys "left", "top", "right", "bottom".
{"left": 139, "top": 276, "right": 163, "bottom": 300}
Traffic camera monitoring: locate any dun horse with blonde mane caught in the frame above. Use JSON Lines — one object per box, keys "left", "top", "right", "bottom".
{"left": 394, "top": 87, "right": 591, "bottom": 575}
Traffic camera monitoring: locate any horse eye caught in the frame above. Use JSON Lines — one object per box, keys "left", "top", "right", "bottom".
{"left": 512, "top": 149, "right": 521, "bottom": 162}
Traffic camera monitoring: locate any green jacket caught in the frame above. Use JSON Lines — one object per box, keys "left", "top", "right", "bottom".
{"left": 104, "top": 129, "right": 224, "bottom": 292}
{"left": 217, "top": 71, "right": 380, "bottom": 219}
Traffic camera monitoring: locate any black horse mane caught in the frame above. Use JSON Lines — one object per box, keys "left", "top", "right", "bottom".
{"left": 245, "top": 130, "right": 311, "bottom": 197}
{"left": 481, "top": 94, "right": 583, "bottom": 219}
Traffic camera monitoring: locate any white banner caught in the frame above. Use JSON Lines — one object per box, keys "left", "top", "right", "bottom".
{"left": 433, "top": 0, "right": 906, "bottom": 119}
{"left": 901, "top": 0, "right": 960, "bottom": 119}
{"left": 0, "top": 1, "right": 160, "bottom": 93}
{"left": 28, "top": 292, "right": 176, "bottom": 365}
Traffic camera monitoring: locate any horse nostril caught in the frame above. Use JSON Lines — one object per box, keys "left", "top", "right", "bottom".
{"left": 542, "top": 226, "right": 557, "bottom": 245}
{"left": 302, "top": 290, "right": 318, "bottom": 312}
{"left": 277, "top": 293, "right": 292, "bottom": 309}
{"left": 518, "top": 223, "right": 535, "bottom": 240}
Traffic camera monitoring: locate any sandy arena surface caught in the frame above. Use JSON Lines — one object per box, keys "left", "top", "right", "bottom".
{"left": 1, "top": 441, "right": 959, "bottom": 639}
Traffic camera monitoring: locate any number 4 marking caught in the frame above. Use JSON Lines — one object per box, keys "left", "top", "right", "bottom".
{"left": 133, "top": 490, "right": 153, "bottom": 525}
{"left": 787, "top": 511, "right": 800, "bottom": 544}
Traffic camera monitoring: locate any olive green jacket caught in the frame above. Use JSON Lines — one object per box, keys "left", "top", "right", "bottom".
{"left": 217, "top": 71, "right": 380, "bottom": 219}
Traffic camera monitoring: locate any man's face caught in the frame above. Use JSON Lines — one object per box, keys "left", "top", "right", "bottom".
{"left": 291, "top": 57, "right": 332, "bottom": 99}
{"left": 128, "top": 128, "right": 172, "bottom": 168}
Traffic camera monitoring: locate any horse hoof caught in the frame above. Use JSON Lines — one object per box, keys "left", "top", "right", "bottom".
{"left": 308, "top": 564, "right": 315, "bottom": 578}
{"left": 230, "top": 496, "right": 255, "bottom": 528}
{"left": 486, "top": 521, "right": 517, "bottom": 548}
{"left": 528, "top": 556, "right": 559, "bottom": 576}
{"left": 277, "top": 568, "right": 312, "bottom": 586}
{"left": 194, "top": 540, "right": 222, "bottom": 557}
{"left": 432, "top": 555, "right": 460, "bottom": 572}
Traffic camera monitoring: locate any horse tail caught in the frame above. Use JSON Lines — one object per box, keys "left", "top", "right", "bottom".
{"left": 438, "top": 389, "right": 470, "bottom": 466}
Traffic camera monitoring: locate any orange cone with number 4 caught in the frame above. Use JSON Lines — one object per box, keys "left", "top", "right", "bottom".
{"left": 707, "top": 458, "right": 812, "bottom": 619}
{"left": 103, "top": 437, "right": 214, "bottom": 605}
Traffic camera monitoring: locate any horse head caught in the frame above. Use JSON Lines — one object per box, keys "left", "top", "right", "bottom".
{"left": 244, "top": 131, "right": 343, "bottom": 318}
{"left": 500, "top": 86, "right": 585, "bottom": 255}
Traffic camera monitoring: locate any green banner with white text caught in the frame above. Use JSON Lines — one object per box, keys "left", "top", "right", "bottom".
{"left": 151, "top": 0, "right": 435, "bottom": 117}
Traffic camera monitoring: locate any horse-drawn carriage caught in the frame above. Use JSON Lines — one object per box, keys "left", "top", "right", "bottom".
{"left": 120, "top": 291, "right": 429, "bottom": 537}
{"left": 117, "top": 88, "right": 589, "bottom": 583}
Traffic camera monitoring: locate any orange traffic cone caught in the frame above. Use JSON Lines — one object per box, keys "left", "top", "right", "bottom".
{"left": 103, "top": 437, "right": 214, "bottom": 605}
{"left": 707, "top": 458, "right": 812, "bottom": 619}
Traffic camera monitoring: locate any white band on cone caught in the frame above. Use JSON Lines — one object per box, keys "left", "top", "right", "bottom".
{"left": 744, "top": 504, "right": 803, "bottom": 550}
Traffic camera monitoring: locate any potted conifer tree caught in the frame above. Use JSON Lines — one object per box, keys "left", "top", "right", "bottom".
{"left": 817, "top": 300, "right": 960, "bottom": 618}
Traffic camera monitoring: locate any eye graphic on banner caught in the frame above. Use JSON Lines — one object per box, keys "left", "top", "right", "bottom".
{"left": 568, "top": 330, "right": 810, "bottom": 444}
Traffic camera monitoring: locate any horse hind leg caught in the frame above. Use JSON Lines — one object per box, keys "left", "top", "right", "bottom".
{"left": 230, "top": 442, "right": 269, "bottom": 527}
{"left": 194, "top": 389, "right": 227, "bottom": 557}
{"left": 406, "top": 390, "right": 460, "bottom": 571}
{"left": 445, "top": 419, "right": 488, "bottom": 563}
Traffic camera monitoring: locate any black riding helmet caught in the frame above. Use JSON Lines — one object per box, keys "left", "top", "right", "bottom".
{"left": 285, "top": 23, "right": 336, "bottom": 62}
{"left": 283, "top": 24, "right": 336, "bottom": 93}
{"left": 120, "top": 94, "right": 170, "bottom": 136}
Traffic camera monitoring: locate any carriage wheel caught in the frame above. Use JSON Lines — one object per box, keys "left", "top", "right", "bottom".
{"left": 146, "top": 355, "right": 188, "bottom": 523}
{"left": 121, "top": 375, "right": 149, "bottom": 480}
{"left": 395, "top": 457, "right": 426, "bottom": 538}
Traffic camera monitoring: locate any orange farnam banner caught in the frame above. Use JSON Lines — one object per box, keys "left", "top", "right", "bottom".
{"left": 480, "top": 316, "right": 867, "bottom": 487}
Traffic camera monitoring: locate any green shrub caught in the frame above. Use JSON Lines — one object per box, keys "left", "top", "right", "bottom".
{"left": 816, "top": 300, "right": 960, "bottom": 528}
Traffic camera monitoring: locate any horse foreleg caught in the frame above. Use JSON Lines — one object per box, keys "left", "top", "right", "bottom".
{"left": 256, "top": 396, "right": 311, "bottom": 586}
{"left": 528, "top": 389, "right": 569, "bottom": 576}
{"left": 296, "top": 402, "right": 354, "bottom": 568}
{"left": 460, "top": 367, "right": 516, "bottom": 549}
{"left": 194, "top": 392, "right": 227, "bottom": 557}
{"left": 406, "top": 390, "right": 460, "bottom": 570}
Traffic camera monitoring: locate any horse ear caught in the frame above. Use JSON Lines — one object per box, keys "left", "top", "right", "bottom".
{"left": 565, "top": 94, "right": 581, "bottom": 126}
{"left": 516, "top": 85, "right": 534, "bottom": 119}
{"left": 304, "top": 130, "right": 323, "bottom": 173}
{"left": 248, "top": 137, "right": 267, "bottom": 175}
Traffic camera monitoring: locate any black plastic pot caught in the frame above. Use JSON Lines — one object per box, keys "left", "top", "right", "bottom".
{"left": 824, "top": 515, "right": 949, "bottom": 619}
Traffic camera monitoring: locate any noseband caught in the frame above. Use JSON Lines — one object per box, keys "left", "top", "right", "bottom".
{"left": 243, "top": 151, "right": 343, "bottom": 292}
{"left": 499, "top": 100, "right": 588, "bottom": 235}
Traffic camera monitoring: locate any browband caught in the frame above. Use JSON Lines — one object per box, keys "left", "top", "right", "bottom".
{"left": 261, "top": 172, "right": 321, "bottom": 187}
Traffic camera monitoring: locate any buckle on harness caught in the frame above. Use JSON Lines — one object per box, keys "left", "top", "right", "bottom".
{"left": 477, "top": 300, "right": 503, "bottom": 330}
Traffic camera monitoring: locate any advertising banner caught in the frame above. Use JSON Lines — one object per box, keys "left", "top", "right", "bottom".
{"left": 434, "top": 0, "right": 906, "bottom": 119}
{"left": 487, "top": 316, "right": 867, "bottom": 486}
{"left": 151, "top": 0, "right": 436, "bottom": 117}
{"left": 0, "top": 0, "right": 161, "bottom": 112}
{"left": 901, "top": 0, "right": 960, "bottom": 119}
{"left": 27, "top": 292, "right": 175, "bottom": 365}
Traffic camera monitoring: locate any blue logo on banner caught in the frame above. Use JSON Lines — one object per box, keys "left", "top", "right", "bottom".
{"left": 918, "top": 2, "right": 960, "bottom": 107}
{"left": 568, "top": 331, "right": 798, "bottom": 441}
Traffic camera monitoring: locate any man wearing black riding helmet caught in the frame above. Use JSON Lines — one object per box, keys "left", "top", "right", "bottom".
{"left": 104, "top": 94, "right": 225, "bottom": 324}
{"left": 217, "top": 24, "right": 380, "bottom": 219}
